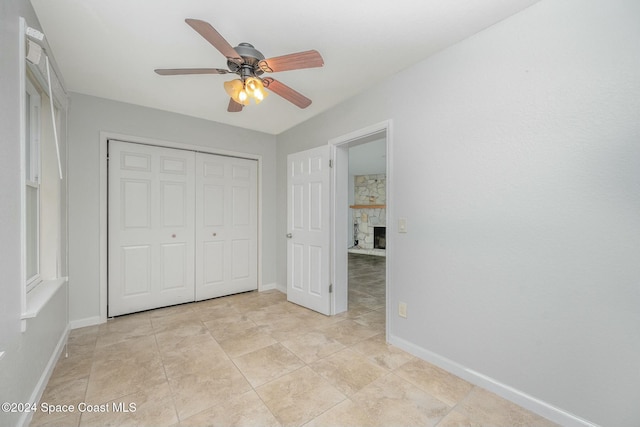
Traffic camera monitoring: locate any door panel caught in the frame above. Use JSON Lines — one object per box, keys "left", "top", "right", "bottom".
{"left": 287, "top": 145, "right": 331, "bottom": 315}
{"left": 292, "top": 184, "right": 304, "bottom": 229}
{"left": 161, "top": 182, "right": 187, "bottom": 227}
{"left": 109, "top": 141, "right": 195, "bottom": 316}
{"left": 203, "top": 241, "right": 224, "bottom": 284}
{"left": 203, "top": 185, "right": 224, "bottom": 226}
{"left": 195, "top": 153, "right": 257, "bottom": 300}
{"left": 309, "top": 245, "right": 322, "bottom": 295}
{"left": 310, "top": 182, "right": 322, "bottom": 229}
{"left": 160, "top": 243, "right": 187, "bottom": 290}
{"left": 121, "top": 245, "right": 151, "bottom": 295}
{"left": 232, "top": 239, "right": 250, "bottom": 279}
{"left": 232, "top": 186, "right": 250, "bottom": 225}
{"left": 122, "top": 180, "right": 151, "bottom": 228}
{"left": 160, "top": 156, "right": 188, "bottom": 174}
{"left": 122, "top": 152, "right": 150, "bottom": 171}
{"left": 292, "top": 243, "right": 304, "bottom": 291}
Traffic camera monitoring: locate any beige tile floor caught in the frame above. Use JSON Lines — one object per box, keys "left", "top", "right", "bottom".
{"left": 31, "top": 254, "right": 558, "bottom": 427}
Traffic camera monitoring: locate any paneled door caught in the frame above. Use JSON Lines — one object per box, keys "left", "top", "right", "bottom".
{"left": 108, "top": 141, "right": 195, "bottom": 316}
{"left": 195, "top": 153, "right": 257, "bottom": 300}
{"left": 287, "top": 146, "right": 331, "bottom": 315}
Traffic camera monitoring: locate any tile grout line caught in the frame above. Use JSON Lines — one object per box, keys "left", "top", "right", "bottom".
{"left": 153, "top": 321, "right": 182, "bottom": 425}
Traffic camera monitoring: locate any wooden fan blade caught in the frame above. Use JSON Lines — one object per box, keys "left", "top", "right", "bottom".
{"left": 185, "top": 18, "right": 243, "bottom": 64}
{"left": 258, "top": 50, "right": 324, "bottom": 73}
{"left": 262, "top": 77, "right": 312, "bottom": 109}
{"left": 154, "top": 68, "right": 229, "bottom": 75}
{"left": 228, "top": 98, "right": 243, "bottom": 112}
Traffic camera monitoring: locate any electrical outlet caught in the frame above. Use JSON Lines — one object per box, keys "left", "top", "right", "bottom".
{"left": 398, "top": 302, "right": 407, "bottom": 318}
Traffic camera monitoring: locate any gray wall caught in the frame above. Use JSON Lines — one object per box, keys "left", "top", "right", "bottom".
{"left": 0, "top": 1, "right": 68, "bottom": 426}
{"left": 276, "top": 1, "right": 640, "bottom": 426}
{"left": 67, "top": 93, "right": 277, "bottom": 323}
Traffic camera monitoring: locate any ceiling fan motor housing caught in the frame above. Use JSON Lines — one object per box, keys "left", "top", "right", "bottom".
{"left": 228, "top": 42, "right": 265, "bottom": 77}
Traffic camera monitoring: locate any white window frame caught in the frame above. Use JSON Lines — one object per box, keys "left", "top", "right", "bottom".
{"left": 24, "top": 75, "right": 42, "bottom": 292}
{"left": 19, "top": 18, "right": 71, "bottom": 331}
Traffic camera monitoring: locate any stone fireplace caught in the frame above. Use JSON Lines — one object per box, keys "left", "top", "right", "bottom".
{"left": 350, "top": 174, "right": 386, "bottom": 254}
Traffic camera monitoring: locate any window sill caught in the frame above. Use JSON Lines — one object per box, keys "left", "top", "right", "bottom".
{"left": 22, "top": 277, "right": 67, "bottom": 320}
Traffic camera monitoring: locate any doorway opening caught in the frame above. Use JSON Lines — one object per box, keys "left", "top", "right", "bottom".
{"left": 330, "top": 120, "right": 391, "bottom": 339}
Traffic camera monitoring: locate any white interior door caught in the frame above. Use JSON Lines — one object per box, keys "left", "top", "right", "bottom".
{"left": 287, "top": 145, "right": 331, "bottom": 315}
{"left": 195, "top": 153, "right": 257, "bottom": 300}
{"left": 108, "top": 141, "right": 195, "bottom": 316}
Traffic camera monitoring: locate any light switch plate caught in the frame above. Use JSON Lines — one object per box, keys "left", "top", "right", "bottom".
{"left": 399, "top": 302, "right": 407, "bottom": 318}
{"left": 398, "top": 218, "right": 407, "bottom": 233}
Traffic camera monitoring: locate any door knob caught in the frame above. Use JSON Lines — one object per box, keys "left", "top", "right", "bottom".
{"left": 212, "top": 232, "right": 217, "bottom": 237}
{"left": 286, "top": 233, "right": 293, "bottom": 239}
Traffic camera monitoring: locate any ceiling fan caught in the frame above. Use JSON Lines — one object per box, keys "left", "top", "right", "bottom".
{"left": 155, "top": 19, "right": 324, "bottom": 112}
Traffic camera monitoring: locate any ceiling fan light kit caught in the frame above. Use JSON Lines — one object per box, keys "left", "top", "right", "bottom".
{"left": 224, "top": 77, "right": 268, "bottom": 106}
{"left": 155, "top": 18, "right": 324, "bottom": 113}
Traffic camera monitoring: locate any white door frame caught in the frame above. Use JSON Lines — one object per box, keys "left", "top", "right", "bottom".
{"left": 329, "top": 120, "right": 392, "bottom": 339}
{"left": 99, "top": 131, "right": 264, "bottom": 323}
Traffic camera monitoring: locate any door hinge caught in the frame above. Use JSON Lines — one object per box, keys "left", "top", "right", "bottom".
{"left": 329, "top": 159, "right": 333, "bottom": 168}
{"left": 329, "top": 284, "right": 333, "bottom": 293}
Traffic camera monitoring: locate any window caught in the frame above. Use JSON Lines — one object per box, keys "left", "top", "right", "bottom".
{"left": 25, "top": 76, "right": 41, "bottom": 291}
{"left": 19, "top": 18, "right": 69, "bottom": 324}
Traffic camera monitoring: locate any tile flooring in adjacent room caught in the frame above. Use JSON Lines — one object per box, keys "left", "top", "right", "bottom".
{"left": 31, "top": 254, "right": 558, "bottom": 427}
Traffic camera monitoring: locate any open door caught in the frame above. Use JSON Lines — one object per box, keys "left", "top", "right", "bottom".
{"left": 287, "top": 145, "right": 331, "bottom": 315}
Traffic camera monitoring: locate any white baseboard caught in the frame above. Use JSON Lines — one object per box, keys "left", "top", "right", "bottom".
{"left": 19, "top": 324, "right": 70, "bottom": 427}
{"left": 69, "top": 315, "right": 103, "bottom": 330}
{"left": 276, "top": 282, "right": 287, "bottom": 294}
{"left": 259, "top": 282, "right": 277, "bottom": 291}
{"left": 387, "top": 334, "right": 599, "bottom": 427}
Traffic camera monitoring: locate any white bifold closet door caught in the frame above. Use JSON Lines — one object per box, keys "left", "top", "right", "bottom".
{"left": 108, "top": 141, "right": 196, "bottom": 316}
{"left": 195, "top": 152, "right": 257, "bottom": 301}
{"left": 108, "top": 141, "right": 257, "bottom": 317}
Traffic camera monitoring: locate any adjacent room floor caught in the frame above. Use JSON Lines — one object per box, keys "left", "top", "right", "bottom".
{"left": 31, "top": 254, "right": 557, "bottom": 426}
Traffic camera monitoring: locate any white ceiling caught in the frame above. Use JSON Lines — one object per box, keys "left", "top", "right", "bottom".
{"left": 31, "top": 0, "right": 540, "bottom": 135}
